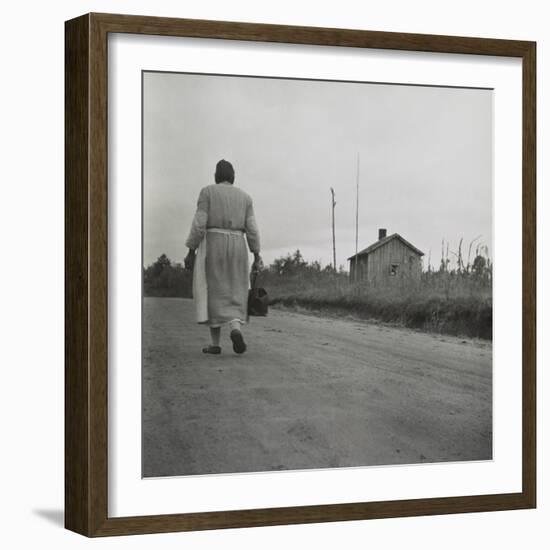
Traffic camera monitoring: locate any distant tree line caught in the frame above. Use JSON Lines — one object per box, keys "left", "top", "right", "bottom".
{"left": 270, "top": 249, "right": 346, "bottom": 277}
{"left": 143, "top": 246, "right": 492, "bottom": 298}
{"left": 143, "top": 253, "right": 193, "bottom": 298}
{"left": 143, "top": 249, "right": 346, "bottom": 298}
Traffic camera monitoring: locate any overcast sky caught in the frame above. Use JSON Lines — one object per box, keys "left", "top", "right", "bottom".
{"left": 143, "top": 71, "right": 492, "bottom": 270}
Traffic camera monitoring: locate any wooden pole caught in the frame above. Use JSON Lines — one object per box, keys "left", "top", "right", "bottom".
{"left": 355, "top": 153, "right": 360, "bottom": 259}
{"left": 355, "top": 153, "right": 360, "bottom": 281}
{"left": 330, "top": 187, "right": 336, "bottom": 270}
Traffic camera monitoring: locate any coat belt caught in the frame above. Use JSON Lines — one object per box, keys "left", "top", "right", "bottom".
{"left": 206, "top": 227, "right": 244, "bottom": 236}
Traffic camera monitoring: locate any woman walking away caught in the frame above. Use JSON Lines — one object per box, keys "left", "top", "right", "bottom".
{"left": 184, "top": 159, "right": 263, "bottom": 355}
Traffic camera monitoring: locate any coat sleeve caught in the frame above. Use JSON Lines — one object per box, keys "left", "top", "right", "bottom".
{"left": 244, "top": 196, "right": 261, "bottom": 254}
{"left": 185, "top": 187, "right": 209, "bottom": 250}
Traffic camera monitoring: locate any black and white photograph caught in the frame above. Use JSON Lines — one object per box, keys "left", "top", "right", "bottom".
{"left": 141, "top": 71, "right": 493, "bottom": 478}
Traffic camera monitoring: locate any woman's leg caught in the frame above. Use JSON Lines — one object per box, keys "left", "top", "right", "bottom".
{"left": 210, "top": 327, "right": 221, "bottom": 347}
{"left": 228, "top": 319, "right": 242, "bottom": 333}
{"left": 203, "top": 326, "right": 221, "bottom": 354}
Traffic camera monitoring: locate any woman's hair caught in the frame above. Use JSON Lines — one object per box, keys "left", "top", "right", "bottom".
{"left": 215, "top": 159, "right": 235, "bottom": 184}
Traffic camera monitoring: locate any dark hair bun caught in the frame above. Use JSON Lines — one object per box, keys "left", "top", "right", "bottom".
{"left": 215, "top": 159, "right": 235, "bottom": 184}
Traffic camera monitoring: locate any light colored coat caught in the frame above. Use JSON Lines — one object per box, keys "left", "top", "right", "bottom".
{"left": 185, "top": 182, "right": 260, "bottom": 326}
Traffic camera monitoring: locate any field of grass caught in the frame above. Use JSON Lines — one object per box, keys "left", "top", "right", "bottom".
{"left": 262, "top": 270, "right": 492, "bottom": 340}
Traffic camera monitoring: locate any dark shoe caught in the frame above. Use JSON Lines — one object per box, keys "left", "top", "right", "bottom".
{"left": 230, "top": 329, "right": 247, "bottom": 354}
{"left": 202, "top": 345, "right": 221, "bottom": 354}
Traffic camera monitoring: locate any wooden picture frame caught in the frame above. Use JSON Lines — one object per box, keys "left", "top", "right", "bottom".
{"left": 65, "top": 12, "right": 536, "bottom": 537}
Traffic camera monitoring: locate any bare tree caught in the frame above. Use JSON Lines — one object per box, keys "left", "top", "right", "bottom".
{"left": 330, "top": 187, "right": 336, "bottom": 271}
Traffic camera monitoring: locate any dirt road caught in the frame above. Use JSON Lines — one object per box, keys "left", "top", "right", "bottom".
{"left": 142, "top": 297, "right": 492, "bottom": 477}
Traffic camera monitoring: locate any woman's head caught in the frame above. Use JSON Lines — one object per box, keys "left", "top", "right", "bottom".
{"left": 215, "top": 159, "right": 235, "bottom": 184}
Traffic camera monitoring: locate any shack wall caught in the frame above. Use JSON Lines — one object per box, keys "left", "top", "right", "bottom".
{"left": 367, "top": 238, "right": 422, "bottom": 282}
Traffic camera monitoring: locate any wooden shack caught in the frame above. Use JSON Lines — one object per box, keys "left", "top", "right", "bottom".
{"left": 348, "top": 229, "right": 424, "bottom": 283}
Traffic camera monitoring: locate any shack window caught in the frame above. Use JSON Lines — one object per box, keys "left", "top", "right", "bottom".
{"left": 390, "top": 263, "right": 399, "bottom": 276}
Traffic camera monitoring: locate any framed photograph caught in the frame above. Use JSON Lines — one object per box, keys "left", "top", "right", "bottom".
{"left": 65, "top": 13, "right": 536, "bottom": 537}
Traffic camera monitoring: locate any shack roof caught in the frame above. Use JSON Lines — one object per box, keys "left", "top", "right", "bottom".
{"left": 348, "top": 233, "right": 424, "bottom": 260}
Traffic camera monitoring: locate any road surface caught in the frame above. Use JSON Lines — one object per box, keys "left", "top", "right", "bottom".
{"left": 142, "top": 297, "right": 492, "bottom": 477}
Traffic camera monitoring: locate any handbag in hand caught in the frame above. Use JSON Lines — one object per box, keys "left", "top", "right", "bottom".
{"left": 247, "top": 270, "right": 268, "bottom": 317}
